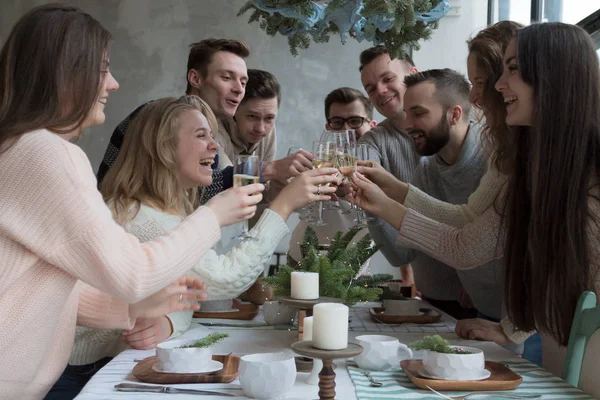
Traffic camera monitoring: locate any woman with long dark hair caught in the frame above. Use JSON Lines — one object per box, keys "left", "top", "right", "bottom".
{"left": 350, "top": 22, "right": 600, "bottom": 376}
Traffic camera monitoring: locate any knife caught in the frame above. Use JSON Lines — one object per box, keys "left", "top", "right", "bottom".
{"left": 114, "top": 383, "right": 237, "bottom": 397}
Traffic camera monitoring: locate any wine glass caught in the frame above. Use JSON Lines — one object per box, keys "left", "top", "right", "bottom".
{"left": 288, "top": 146, "right": 315, "bottom": 222}
{"left": 335, "top": 130, "right": 357, "bottom": 215}
{"left": 311, "top": 140, "right": 336, "bottom": 226}
{"left": 354, "top": 144, "right": 376, "bottom": 227}
{"left": 321, "top": 130, "right": 352, "bottom": 211}
{"left": 232, "top": 155, "right": 260, "bottom": 241}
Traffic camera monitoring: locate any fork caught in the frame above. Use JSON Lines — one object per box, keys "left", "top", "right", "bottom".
{"left": 426, "top": 385, "right": 541, "bottom": 400}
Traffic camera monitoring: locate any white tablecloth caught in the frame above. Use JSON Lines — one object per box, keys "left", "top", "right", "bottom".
{"left": 74, "top": 305, "right": 524, "bottom": 400}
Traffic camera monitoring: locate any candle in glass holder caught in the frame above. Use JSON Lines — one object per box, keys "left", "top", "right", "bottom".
{"left": 303, "top": 316, "right": 313, "bottom": 341}
{"left": 290, "top": 272, "right": 319, "bottom": 300}
{"left": 312, "top": 303, "right": 349, "bottom": 350}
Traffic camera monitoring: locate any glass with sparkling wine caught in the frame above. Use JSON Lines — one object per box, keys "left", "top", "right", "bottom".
{"left": 232, "top": 155, "right": 260, "bottom": 241}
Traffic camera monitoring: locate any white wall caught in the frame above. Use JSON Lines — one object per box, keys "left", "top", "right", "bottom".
{"left": 0, "top": 0, "right": 489, "bottom": 278}
{"left": 413, "top": 0, "right": 489, "bottom": 74}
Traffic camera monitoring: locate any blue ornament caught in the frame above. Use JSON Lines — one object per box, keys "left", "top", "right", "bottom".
{"left": 248, "top": 0, "right": 452, "bottom": 48}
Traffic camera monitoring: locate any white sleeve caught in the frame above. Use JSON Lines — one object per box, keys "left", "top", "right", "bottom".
{"left": 188, "top": 209, "right": 289, "bottom": 300}
{"left": 129, "top": 207, "right": 289, "bottom": 300}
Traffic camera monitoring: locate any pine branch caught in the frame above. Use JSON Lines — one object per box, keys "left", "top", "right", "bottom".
{"left": 301, "top": 226, "right": 319, "bottom": 259}
{"left": 178, "top": 333, "right": 229, "bottom": 349}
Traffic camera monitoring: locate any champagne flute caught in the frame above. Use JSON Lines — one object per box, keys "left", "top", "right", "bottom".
{"left": 311, "top": 140, "right": 336, "bottom": 226}
{"left": 232, "top": 155, "right": 260, "bottom": 241}
{"left": 319, "top": 130, "right": 345, "bottom": 211}
{"left": 288, "top": 147, "right": 315, "bottom": 222}
{"left": 335, "top": 130, "right": 357, "bottom": 214}
{"left": 354, "top": 144, "right": 376, "bottom": 227}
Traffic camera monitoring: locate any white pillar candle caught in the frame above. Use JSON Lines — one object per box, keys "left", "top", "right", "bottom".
{"left": 290, "top": 272, "right": 319, "bottom": 300}
{"left": 303, "top": 316, "right": 313, "bottom": 341}
{"left": 312, "top": 303, "right": 349, "bottom": 350}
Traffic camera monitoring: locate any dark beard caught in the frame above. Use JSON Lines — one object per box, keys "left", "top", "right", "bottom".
{"left": 410, "top": 115, "right": 450, "bottom": 156}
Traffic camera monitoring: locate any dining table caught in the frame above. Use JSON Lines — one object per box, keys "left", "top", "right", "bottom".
{"left": 73, "top": 302, "right": 591, "bottom": 400}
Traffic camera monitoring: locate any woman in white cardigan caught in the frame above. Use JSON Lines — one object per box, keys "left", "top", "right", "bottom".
{"left": 60, "top": 95, "right": 339, "bottom": 397}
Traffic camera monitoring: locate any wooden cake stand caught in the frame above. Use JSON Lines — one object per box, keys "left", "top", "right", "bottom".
{"left": 291, "top": 340, "right": 363, "bottom": 400}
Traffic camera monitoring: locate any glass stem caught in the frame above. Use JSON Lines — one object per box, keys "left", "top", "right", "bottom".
{"left": 318, "top": 201, "right": 324, "bottom": 224}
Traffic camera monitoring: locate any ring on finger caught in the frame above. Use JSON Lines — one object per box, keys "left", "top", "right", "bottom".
{"left": 179, "top": 293, "right": 183, "bottom": 303}
{"left": 317, "top": 186, "right": 322, "bottom": 196}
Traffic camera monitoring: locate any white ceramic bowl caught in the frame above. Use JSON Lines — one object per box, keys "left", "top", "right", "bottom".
{"left": 262, "top": 301, "right": 297, "bottom": 326}
{"left": 155, "top": 339, "right": 212, "bottom": 373}
{"left": 239, "top": 353, "right": 296, "bottom": 399}
{"left": 354, "top": 335, "right": 413, "bottom": 371}
{"left": 198, "top": 299, "right": 234, "bottom": 312}
{"left": 383, "top": 298, "right": 420, "bottom": 315}
{"left": 422, "top": 346, "right": 485, "bottom": 380}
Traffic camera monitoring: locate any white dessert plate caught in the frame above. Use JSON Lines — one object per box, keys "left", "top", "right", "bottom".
{"left": 418, "top": 367, "right": 491, "bottom": 381}
{"left": 152, "top": 360, "right": 223, "bottom": 374}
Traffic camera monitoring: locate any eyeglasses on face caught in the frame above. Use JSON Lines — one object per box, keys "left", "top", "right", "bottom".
{"left": 327, "top": 116, "right": 371, "bottom": 130}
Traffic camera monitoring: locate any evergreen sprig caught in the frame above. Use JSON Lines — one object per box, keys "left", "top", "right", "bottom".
{"left": 409, "top": 335, "right": 473, "bottom": 354}
{"left": 177, "top": 333, "right": 229, "bottom": 349}
{"left": 263, "top": 226, "right": 389, "bottom": 306}
{"left": 237, "top": 0, "right": 443, "bottom": 57}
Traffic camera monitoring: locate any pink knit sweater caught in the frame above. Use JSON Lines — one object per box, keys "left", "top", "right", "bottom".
{"left": 0, "top": 130, "right": 221, "bottom": 399}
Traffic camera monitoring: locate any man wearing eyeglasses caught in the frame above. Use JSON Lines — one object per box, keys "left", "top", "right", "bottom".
{"left": 324, "top": 87, "right": 377, "bottom": 138}
{"left": 287, "top": 87, "right": 376, "bottom": 266}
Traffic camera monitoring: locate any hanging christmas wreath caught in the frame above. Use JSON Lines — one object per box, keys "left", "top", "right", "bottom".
{"left": 237, "top": 0, "right": 451, "bottom": 57}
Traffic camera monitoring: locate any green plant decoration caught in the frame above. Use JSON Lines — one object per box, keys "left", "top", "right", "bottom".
{"left": 177, "top": 333, "right": 229, "bottom": 349}
{"left": 263, "top": 226, "right": 391, "bottom": 305}
{"left": 237, "top": 0, "right": 448, "bottom": 58}
{"left": 409, "top": 335, "right": 473, "bottom": 354}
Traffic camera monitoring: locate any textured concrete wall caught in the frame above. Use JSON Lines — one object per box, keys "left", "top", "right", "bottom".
{"left": 0, "top": 0, "right": 378, "bottom": 169}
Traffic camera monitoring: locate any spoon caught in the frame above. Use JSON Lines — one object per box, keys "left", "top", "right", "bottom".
{"left": 363, "top": 372, "right": 383, "bottom": 387}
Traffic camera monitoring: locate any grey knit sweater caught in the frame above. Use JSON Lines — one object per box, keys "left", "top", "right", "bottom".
{"left": 357, "top": 119, "right": 421, "bottom": 267}
{"left": 408, "top": 122, "right": 503, "bottom": 319}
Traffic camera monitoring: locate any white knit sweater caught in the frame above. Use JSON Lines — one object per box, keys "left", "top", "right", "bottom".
{"left": 70, "top": 206, "right": 289, "bottom": 365}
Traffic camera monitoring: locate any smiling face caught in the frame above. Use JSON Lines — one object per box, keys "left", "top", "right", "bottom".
{"left": 495, "top": 39, "right": 535, "bottom": 127}
{"left": 175, "top": 109, "right": 219, "bottom": 189}
{"left": 193, "top": 51, "right": 248, "bottom": 118}
{"left": 467, "top": 53, "right": 488, "bottom": 115}
{"left": 403, "top": 82, "right": 451, "bottom": 156}
{"left": 234, "top": 96, "right": 278, "bottom": 144}
{"left": 83, "top": 58, "right": 120, "bottom": 129}
{"left": 361, "top": 54, "right": 412, "bottom": 120}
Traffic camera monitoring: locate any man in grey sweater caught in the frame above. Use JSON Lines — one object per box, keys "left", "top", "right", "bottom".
{"left": 358, "top": 46, "right": 421, "bottom": 285}
{"left": 401, "top": 69, "right": 502, "bottom": 320}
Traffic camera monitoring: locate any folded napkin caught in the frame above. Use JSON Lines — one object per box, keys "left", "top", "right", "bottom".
{"left": 348, "top": 360, "right": 594, "bottom": 399}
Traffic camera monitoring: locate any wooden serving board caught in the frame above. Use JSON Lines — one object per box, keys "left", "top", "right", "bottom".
{"left": 401, "top": 360, "right": 522, "bottom": 391}
{"left": 132, "top": 354, "right": 239, "bottom": 384}
{"left": 369, "top": 307, "right": 441, "bottom": 324}
{"left": 193, "top": 303, "right": 259, "bottom": 320}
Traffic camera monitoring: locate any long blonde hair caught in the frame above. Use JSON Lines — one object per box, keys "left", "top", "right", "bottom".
{"left": 101, "top": 95, "right": 218, "bottom": 224}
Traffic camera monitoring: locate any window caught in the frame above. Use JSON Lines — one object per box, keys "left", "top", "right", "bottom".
{"left": 488, "top": 0, "right": 531, "bottom": 25}
{"left": 488, "top": 0, "right": 599, "bottom": 24}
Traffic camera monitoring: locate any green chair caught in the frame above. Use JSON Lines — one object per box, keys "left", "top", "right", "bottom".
{"left": 564, "top": 290, "right": 600, "bottom": 396}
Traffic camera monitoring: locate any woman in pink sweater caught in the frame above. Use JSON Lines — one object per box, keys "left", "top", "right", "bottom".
{"left": 349, "top": 23, "right": 600, "bottom": 376}
{"left": 0, "top": 5, "right": 267, "bottom": 399}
